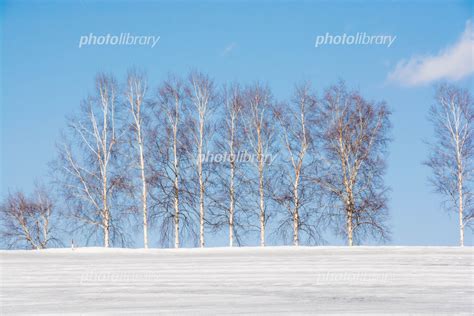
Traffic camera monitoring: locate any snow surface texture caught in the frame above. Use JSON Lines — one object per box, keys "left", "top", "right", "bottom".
{"left": 1, "top": 247, "right": 473, "bottom": 315}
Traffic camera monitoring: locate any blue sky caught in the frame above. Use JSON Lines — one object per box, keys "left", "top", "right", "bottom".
{"left": 1, "top": 0, "right": 473, "bottom": 246}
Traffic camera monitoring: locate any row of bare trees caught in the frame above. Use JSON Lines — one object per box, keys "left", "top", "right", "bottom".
{"left": 1, "top": 71, "right": 471, "bottom": 249}
{"left": 49, "top": 72, "right": 393, "bottom": 248}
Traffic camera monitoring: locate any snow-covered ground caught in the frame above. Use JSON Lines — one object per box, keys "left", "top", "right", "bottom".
{"left": 1, "top": 246, "right": 473, "bottom": 315}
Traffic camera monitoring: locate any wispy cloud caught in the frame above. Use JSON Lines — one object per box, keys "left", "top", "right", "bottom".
{"left": 387, "top": 20, "right": 474, "bottom": 86}
{"left": 221, "top": 42, "right": 237, "bottom": 56}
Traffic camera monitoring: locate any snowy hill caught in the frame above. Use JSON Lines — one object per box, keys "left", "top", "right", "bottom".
{"left": 1, "top": 247, "right": 473, "bottom": 315}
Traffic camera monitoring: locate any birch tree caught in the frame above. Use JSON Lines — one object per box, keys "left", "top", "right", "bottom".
{"left": 151, "top": 75, "right": 193, "bottom": 248}
{"left": 222, "top": 85, "right": 243, "bottom": 247}
{"left": 0, "top": 186, "right": 59, "bottom": 249}
{"left": 212, "top": 84, "right": 249, "bottom": 247}
{"left": 274, "top": 83, "right": 321, "bottom": 245}
{"left": 187, "top": 71, "right": 216, "bottom": 248}
{"left": 242, "top": 84, "right": 276, "bottom": 246}
{"left": 314, "top": 83, "right": 391, "bottom": 246}
{"left": 425, "top": 84, "right": 474, "bottom": 246}
{"left": 125, "top": 70, "right": 150, "bottom": 248}
{"left": 57, "top": 74, "right": 129, "bottom": 247}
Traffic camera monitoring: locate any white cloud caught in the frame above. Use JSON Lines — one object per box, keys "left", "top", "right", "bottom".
{"left": 221, "top": 42, "right": 237, "bottom": 56}
{"left": 388, "top": 20, "right": 474, "bottom": 86}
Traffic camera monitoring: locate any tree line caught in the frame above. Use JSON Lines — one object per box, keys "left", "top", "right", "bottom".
{"left": 1, "top": 70, "right": 472, "bottom": 249}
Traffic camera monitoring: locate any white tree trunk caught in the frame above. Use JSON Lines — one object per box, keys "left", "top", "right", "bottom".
{"left": 174, "top": 184, "right": 180, "bottom": 248}
{"left": 198, "top": 120, "right": 205, "bottom": 248}
{"left": 259, "top": 156, "right": 265, "bottom": 247}
{"left": 293, "top": 179, "right": 300, "bottom": 246}
{"left": 347, "top": 208, "right": 353, "bottom": 247}
{"left": 102, "top": 154, "right": 109, "bottom": 248}
{"left": 173, "top": 97, "right": 181, "bottom": 249}
{"left": 229, "top": 153, "right": 235, "bottom": 247}
{"left": 103, "top": 177, "right": 110, "bottom": 248}
{"left": 138, "top": 139, "right": 148, "bottom": 249}
{"left": 173, "top": 136, "right": 180, "bottom": 248}
{"left": 458, "top": 172, "right": 464, "bottom": 247}
{"left": 173, "top": 137, "right": 180, "bottom": 248}
{"left": 136, "top": 122, "right": 148, "bottom": 249}
{"left": 456, "top": 132, "right": 464, "bottom": 247}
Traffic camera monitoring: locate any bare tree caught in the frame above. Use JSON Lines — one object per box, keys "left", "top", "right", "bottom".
{"left": 0, "top": 186, "right": 59, "bottom": 249}
{"left": 151, "top": 75, "right": 193, "bottom": 248}
{"left": 222, "top": 85, "right": 242, "bottom": 247}
{"left": 242, "top": 84, "right": 276, "bottom": 246}
{"left": 314, "top": 82, "right": 391, "bottom": 246}
{"left": 211, "top": 84, "right": 249, "bottom": 247}
{"left": 186, "top": 71, "right": 216, "bottom": 248}
{"left": 425, "top": 84, "right": 474, "bottom": 246}
{"left": 56, "top": 74, "right": 129, "bottom": 247}
{"left": 125, "top": 69, "right": 150, "bottom": 248}
{"left": 274, "top": 83, "right": 321, "bottom": 246}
